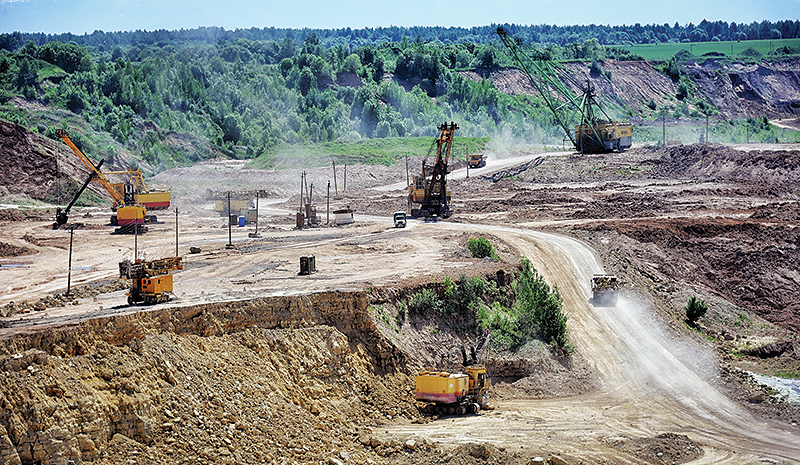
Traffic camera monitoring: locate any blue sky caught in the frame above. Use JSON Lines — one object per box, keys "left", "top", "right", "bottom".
{"left": 0, "top": 0, "right": 797, "bottom": 35}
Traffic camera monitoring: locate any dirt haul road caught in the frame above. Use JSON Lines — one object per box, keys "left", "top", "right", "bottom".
{"left": 384, "top": 223, "right": 800, "bottom": 464}
{"left": 3, "top": 212, "right": 798, "bottom": 463}
{"left": 1, "top": 150, "right": 799, "bottom": 463}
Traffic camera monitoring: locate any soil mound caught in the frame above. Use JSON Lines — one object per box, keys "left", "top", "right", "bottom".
{"left": 0, "top": 242, "right": 37, "bottom": 258}
{"left": 607, "top": 433, "right": 703, "bottom": 464}
{"left": 646, "top": 143, "right": 800, "bottom": 189}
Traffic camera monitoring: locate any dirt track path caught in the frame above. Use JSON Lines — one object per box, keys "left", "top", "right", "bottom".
{"left": 385, "top": 223, "right": 800, "bottom": 464}
{"left": 3, "top": 161, "right": 799, "bottom": 463}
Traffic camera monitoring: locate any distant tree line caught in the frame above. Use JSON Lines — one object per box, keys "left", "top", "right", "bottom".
{"left": 0, "top": 19, "right": 796, "bottom": 172}
{"left": 2, "top": 19, "right": 798, "bottom": 53}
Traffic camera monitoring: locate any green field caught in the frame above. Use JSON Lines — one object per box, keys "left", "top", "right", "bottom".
{"left": 249, "top": 136, "right": 491, "bottom": 170}
{"left": 618, "top": 38, "right": 800, "bottom": 61}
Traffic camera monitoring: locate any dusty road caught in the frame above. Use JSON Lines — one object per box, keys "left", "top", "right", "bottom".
{"left": 2, "top": 146, "right": 799, "bottom": 464}
{"left": 2, "top": 210, "right": 798, "bottom": 463}
{"left": 384, "top": 223, "right": 800, "bottom": 464}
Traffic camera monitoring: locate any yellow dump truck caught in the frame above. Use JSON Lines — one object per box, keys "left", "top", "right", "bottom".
{"left": 214, "top": 199, "right": 252, "bottom": 217}
{"left": 468, "top": 153, "right": 486, "bottom": 168}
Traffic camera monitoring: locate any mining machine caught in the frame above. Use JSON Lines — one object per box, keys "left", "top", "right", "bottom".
{"left": 416, "top": 330, "right": 492, "bottom": 415}
{"left": 496, "top": 27, "right": 632, "bottom": 153}
{"left": 55, "top": 129, "right": 148, "bottom": 234}
{"left": 119, "top": 256, "right": 182, "bottom": 305}
{"left": 591, "top": 274, "right": 619, "bottom": 307}
{"left": 408, "top": 122, "right": 458, "bottom": 218}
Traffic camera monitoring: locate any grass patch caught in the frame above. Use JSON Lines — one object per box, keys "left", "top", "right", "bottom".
{"left": 249, "top": 136, "right": 490, "bottom": 169}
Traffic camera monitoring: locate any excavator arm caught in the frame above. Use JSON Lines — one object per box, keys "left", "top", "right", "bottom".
{"left": 55, "top": 158, "right": 104, "bottom": 226}
{"left": 55, "top": 129, "right": 125, "bottom": 205}
{"left": 496, "top": 27, "right": 628, "bottom": 153}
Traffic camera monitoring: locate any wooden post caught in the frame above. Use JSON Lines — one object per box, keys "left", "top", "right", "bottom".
{"left": 326, "top": 180, "right": 330, "bottom": 225}
{"left": 175, "top": 208, "right": 178, "bottom": 257}
{"left": 332, "top": 160, "right": 338, "bottom": 196}
{"left": 466, "top": 146, "right": 469, "bottom": 178}
{"left": 405, "top": 153, "right": 409, "bottom": 188}
{"left": 226, "top": 192, "right": 232, "bottom": 247}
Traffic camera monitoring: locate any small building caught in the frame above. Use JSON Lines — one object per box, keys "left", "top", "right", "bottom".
{"left": 333, "top": 208, "right": 354, "bottom": 225}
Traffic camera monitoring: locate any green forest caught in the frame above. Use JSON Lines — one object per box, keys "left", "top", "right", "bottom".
{"left": 1, "top": 20, "right": 799, "bottom": 173}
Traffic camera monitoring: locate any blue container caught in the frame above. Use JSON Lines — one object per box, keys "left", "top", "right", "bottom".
{"left": 238, "top": 216, "right": 246, "bottom": 227}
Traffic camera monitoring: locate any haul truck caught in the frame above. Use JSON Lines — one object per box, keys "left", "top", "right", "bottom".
{"left": 591, "top": 274, "right": 619, "bottom": 306}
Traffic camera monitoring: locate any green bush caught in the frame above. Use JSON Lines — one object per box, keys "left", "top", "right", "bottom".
{"left": 467, "top": 237, "right": 498, "bottom": 259}
{"left": 685, "top": 295, "right": 708, "bottom": 323}
{"left": 408, "top": 288, "right": 443, "bottom": 315}
{"left": 475, "top": 257, "right": 572, "bottom": 353}
{"left": 513, "top": 258, "right": 570, "bottom": 350}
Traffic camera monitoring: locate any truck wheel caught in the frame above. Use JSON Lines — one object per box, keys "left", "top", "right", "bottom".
{"left": 472, "top": 403, "right": 481, "bottom": 413}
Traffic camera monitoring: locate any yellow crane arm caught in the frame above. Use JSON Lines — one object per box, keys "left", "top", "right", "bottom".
{"left": 55, "top": 129, "right": 125, "bottom": 205}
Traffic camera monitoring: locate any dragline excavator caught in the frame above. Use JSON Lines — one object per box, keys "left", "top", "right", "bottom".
{"left": 408, "top": 122, "right": 458, "bottom": 218}
{"left": 496, "top": 27, "right": 632, "bottom": 153}
{"left": 55, "top": 129, "right": 148, "bottom": 234}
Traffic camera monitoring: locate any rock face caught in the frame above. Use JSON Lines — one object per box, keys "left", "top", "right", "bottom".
{"left": 0, "top": 291, "right": 418, "bottom": 464}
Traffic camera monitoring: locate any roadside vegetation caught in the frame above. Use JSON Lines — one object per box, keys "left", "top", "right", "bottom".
{"left": 394, "top": 248, "right": 573, "bottom": 355}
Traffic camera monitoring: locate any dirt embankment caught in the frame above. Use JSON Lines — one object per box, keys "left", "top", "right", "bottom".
{"left": 467, "top": 58, "right": 800, "bottom": 122}
{"left": 0, "top": 121, "right": 110, "bottom": 203}
{"left": 0, "top": 292, "right": 428, "bottom": 465}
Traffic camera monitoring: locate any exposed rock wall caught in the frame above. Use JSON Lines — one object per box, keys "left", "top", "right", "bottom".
{"left": 0, "top": 291, "right": 416, "bottom": 464}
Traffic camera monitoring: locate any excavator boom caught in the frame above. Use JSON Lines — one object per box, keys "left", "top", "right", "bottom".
{"left": 55, "top": 129, "right": 148, "bottom": 233}
{"left": 496, "top": 27, "right": 632, "bottom": 153}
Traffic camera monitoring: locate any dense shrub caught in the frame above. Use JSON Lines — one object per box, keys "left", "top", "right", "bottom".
{"left": 467, "top": 237, "right": 498, "bottom": 259}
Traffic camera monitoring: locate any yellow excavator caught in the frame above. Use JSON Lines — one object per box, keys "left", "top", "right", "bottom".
{"left": 55, "top": 129, "right": 149, "bottom": 234}
{"left": 416, "top": 330, "right": 491, "bottom": 415}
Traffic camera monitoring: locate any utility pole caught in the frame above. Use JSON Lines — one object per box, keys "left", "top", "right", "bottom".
{"left": 332, "top": 160, "right": 338, "bottom": 197}
{"left": 405, "top": 153, "right": 409, "bottom": 188}
{"left": 66, "top": 226, "right": 74, "bottom": 296}
{"left": 226, "top": 191, "right": 233, "bottom": 248}
{"left": 326, "top": 180, "right": 330, "bottom": 225}
{"left": 343, "top": 164, "right": 347, "bottom": 192}
{"left": 175, "top": 208, "right": 179, "bottom": 257}
{"left": 465, "top": 146, "right": 469, "bottom": 178}
{"left": 134, "top": 217, "right": 138, "bottom": 260}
